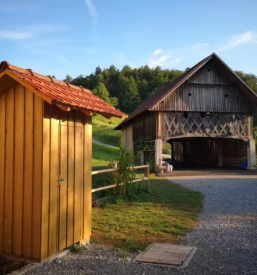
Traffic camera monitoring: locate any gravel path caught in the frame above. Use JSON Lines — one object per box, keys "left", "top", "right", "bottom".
{"left": 26, "top": 176, "right": 257, "bottom": 275}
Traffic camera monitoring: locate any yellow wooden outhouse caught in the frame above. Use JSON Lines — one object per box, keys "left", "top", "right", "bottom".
{"left": 0, "top": 61, "right": 126, "bottom": 262}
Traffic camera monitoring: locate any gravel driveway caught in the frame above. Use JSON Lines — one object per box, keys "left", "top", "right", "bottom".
{"left": 26, "top": 175, "right": 257, "bottom": 275}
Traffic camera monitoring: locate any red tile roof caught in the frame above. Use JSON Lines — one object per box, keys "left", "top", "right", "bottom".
{"left": 0, "top": 61, "right": 127, "bottom": 118}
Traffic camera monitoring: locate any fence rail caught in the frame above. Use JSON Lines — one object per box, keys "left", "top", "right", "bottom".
{"left": 92, "top": 164, "right": 150, "bottom": 194}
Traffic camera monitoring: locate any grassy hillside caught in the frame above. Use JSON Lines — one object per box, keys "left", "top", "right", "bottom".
{"left": 92, "top": 114, "right": 123, "bottom": 169}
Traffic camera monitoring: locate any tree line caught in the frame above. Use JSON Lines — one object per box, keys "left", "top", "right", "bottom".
{"left": 66, "top": 65, "right": 257, "bottom": 122}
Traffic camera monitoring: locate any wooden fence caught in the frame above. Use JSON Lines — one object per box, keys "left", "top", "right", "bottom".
{"left": 92, "top": 164, "right": 150, "bottom": 194}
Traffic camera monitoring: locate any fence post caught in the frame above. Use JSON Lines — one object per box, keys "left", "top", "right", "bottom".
{"left": 113, "top": 161, "right": 118, "bottom": 194}
{"left": 146, "top": 162, "right": 150, "bottom": 193}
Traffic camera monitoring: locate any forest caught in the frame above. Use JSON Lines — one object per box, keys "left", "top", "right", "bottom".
{"left": 68, "top": 65, "right": 257, "bottom": 125}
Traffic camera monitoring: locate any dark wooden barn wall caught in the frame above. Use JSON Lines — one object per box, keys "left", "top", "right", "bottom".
{"left": 152, "top": 60, "right": 256, "bottom": 113}
{"left": 222, "top": 139, "right": 247, "bottom": 168}
{"left": 132, "top": 111, "right": 157, "bottom": 149}
{"left": 172, "top": 138, "right": 247, "bottom": 168}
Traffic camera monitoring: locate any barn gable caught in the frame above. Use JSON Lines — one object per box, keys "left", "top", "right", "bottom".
{"left": 116, "top": 53, "right": 257, "bottom": 130}
{"left": 153, "top": 58, "right": 256, "bottom": 113}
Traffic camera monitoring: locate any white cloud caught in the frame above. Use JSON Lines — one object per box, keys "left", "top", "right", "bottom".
{"left": 152, "top": 48, "right": 163, "bottom": 55}
{"left": 219, "top": 31, "right": 257, "bottom": 51}
{"left": 85, "top": 0, "right": 98, "bottom": 23}
{"left": 190, "top": 42, "right": 210, "bottom": 50}
{"left": 148, "top": 54, "right": 180, "bottom": 68}
{"left": 0, "top": 24, "right": 64, "bottom": 40}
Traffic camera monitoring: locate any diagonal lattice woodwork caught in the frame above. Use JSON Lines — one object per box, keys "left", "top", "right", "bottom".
{"left": 161, "top": 112, "right": 252, "bottom": 140}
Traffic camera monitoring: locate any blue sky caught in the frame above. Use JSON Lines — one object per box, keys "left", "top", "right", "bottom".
{"left": 0, "top": 0, "right": 257, "bottom": 79}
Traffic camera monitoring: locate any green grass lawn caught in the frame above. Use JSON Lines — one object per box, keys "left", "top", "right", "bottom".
{"left": 92, "top": 143, "right": 120, "bottom": 169}
{"left": 91, "top": 115, "right": 204, "bottom": 251}
{"left": 92, "top": 114, "right": 122, "bottom": 147}
{"left": 91, "top": 176, "right": 204, "bottom": 252}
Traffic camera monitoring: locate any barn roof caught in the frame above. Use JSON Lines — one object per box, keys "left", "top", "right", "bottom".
{"left": 0, "top": 61, "right": 127, "bottom": 118}
{"left": 115, "top": 53, "right": 257, "bottom": 129}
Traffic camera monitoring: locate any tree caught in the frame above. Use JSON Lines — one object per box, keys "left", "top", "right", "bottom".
{"left": 235, "top": 71, "right": 257, "bottom": 93}
{"left": 95, "top": 66, "right": 102, "bottom": 75}
{"left": 92, "top": 82, "right": 110, "bottom": 103}
{"left": 109, "top": 97, "right": 118, "bottom": 107}
{"left": 64, "top": 74, "right": 72, "bottom": 83}
{"left": 119, "top": 74, "right": 140, "bottom": 113}
{"left": 92, "top": 82, "right": 119, "bottom": 107}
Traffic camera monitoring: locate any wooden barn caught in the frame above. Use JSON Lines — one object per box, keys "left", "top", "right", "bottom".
{"left": 116, "top": 53, "right": 257, "bottom": 170}
{"left": 0, "top": 61, "right": 126, "bottom": 262}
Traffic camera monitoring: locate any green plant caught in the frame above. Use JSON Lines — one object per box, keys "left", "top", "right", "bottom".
{"left": 136, "top": 136, "right": 154, "bottom": 151}
{"left": 135, "top": 151, "right": 142, "bottom": 165}
{"left": 113, "top": 143, "right": 136, "bottom": 195}
{"left": 70, "top": 243, "right": 82, "bottom": 253}
{"left": 138, "top": 136, "right": 145, "bottom": 151}
{"left": 149, "top": 152, "right": 155, "bottom": 173}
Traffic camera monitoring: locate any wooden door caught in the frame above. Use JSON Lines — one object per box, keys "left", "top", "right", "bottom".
{"left": 57, "top": 124, "right": 83, "bottom": 252}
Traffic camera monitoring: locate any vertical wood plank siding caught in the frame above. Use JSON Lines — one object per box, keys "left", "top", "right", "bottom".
{"left": 0, "top": 87, "right": 92, "bottom": 260}
{"left": 151, "top": 60, "right": 256, "bottom": 113}
{"left": 41, "top": 103, "right": 92, "bottom": 259}
{"left": 83, "top": 115, "right": 92, "bottom": 241}
{"left": 59, "top": 112, "right": 68, "bottom": 252}
{"left": 13, "top": 85, "right": 24, "bottom": 255}
{"left": 121, "top": 125, "right": 133, "bottom": 151}
{"left": 0, "top": 93, "right": 5, "bottom": 252}
{"left": 67, "top": 111, "right": 75, "bottom": 248}
{"left": 0, "top": 84, "right": 43, "bottom": 258}
{"left": 132, "top": 111, "right": 157, "bottom": 150}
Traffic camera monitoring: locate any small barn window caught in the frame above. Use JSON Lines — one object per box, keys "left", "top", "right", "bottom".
{"left": 225, "top": 94, "right": 228, "bottom": 98}
{"left": 188, "top": 93, "right": 192, "bottom": 96}
{"left": 184, "top": 111, "right": 188, "bottom": 119}
{"left": 207, "top": 68, "right": 211, "bottom": 72}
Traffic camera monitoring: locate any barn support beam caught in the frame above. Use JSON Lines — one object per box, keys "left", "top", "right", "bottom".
{"left": 155, "top": 139, "right": 163, "bottom": 165}
{"left": 247, "top": 139, "right": 256, "bottom": 170}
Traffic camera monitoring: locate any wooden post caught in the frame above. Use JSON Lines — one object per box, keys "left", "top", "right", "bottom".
{"left": 146, "top": 162, "right": 150, "bottom": 193}
{"left": 247, "top": 139, "right": 256, "bottom": 170}
{"left": 113, "top": 161, "right": 118, "bottom": 194}
{"left": 155, "top": 139, "right": 162, "bottom": 165}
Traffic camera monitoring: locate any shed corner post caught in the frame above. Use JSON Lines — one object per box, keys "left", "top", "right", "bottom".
{"left": 247, "top": 139, "right": 256, "bottom": 170}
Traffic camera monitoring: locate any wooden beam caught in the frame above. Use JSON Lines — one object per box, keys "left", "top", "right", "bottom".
{"left": 83, "top": 110, "right": 93, "bottom": 116}
{"left": 57, "top": 105, "right": 71, "bottom": 112}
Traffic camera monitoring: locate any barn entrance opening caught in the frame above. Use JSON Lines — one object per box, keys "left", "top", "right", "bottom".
{"left": 167, "top": 138, "right": 247, "bottom": 170}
